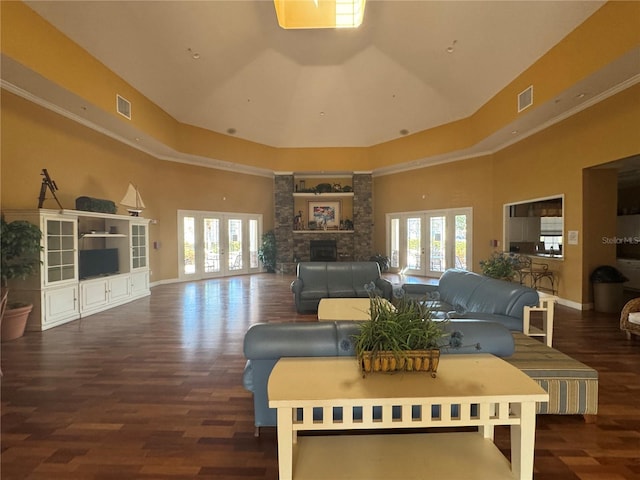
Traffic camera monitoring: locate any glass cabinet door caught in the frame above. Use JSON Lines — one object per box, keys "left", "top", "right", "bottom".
{"left": 45, "top": 218, "right": 77, "bottom": 285}
{"left": 131, "top": 224, "right": 148, "bottom": 269}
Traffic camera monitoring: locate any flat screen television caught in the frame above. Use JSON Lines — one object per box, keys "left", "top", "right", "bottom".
{"left": 79, "top": 248, "right": 119, "bottom": 279}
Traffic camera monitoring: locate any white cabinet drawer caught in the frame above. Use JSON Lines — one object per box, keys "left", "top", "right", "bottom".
{"left": 43, "top": 285, "right": 80, "bottom": 326}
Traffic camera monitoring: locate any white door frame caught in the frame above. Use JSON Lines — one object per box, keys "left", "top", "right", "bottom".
{"left": 386, "top": 207, "right": 473, "bottom": 277}
{"left": 178, "top": 210, "right": 262, "bottom": 281}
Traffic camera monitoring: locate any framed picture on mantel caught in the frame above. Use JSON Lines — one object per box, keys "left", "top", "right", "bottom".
{"left": 308, "top": 201, "right": 340, "bottom": 229}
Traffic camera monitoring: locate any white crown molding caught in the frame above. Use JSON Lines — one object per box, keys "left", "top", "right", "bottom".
{"left": 1, "top": 79, "right": 274, "bottom": 179}
{"left": 3, "top": 71, "right": 638, "bottom": 181}
{"left": 373, "top": 74, "right": 640, "bottom": 177}
{"left": 492, "top": 73, "right": 640, "bottom": 155}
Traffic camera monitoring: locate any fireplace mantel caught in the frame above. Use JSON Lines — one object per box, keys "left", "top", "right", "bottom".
{"left": 293, "top": 230, "right": 354, "bottom": 234}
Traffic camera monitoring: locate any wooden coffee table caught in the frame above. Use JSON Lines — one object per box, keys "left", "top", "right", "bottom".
{"left": 268, "top": 355, "right": 548, "bottom": 480}
{"left": 317, "top": 297, "right": 390, "bottom": 321}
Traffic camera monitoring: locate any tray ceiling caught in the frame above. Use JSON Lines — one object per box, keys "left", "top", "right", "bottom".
{"left": 22, "top": 0, "right": 616, "bottom": 149}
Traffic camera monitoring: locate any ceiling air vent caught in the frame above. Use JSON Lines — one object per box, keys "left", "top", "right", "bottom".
{"left": 116, "top": 94, "right": 131, "bottom": 120}
{"left": 517, "top": 85, "right": 533, "bottom": 113}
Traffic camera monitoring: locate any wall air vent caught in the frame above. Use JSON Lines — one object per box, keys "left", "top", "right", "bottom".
{"left": 116, "top": 94, "right": 131, "bottom": 120}
{"left": 518, "top": 85, "right": 533, "bottom": 113}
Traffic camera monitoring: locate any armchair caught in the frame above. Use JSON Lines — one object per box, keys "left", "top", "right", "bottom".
{"left": 620, "top": 297, "right": 640, "bottom": 339}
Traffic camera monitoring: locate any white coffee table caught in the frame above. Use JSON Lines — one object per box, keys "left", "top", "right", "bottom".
{"left": 268, "top": 355, "right": 548, "bottom": 480}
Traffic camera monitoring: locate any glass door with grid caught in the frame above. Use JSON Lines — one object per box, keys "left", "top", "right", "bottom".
{"left": 179, "top": 211, "right": 262, "bottom": 280}
{"left": 387, "top": 208, "right": 472, "bottom": 277}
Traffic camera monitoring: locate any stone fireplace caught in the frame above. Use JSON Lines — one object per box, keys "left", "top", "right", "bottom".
{"left": 273, "top": 174, "right": 374, "bottom": 274}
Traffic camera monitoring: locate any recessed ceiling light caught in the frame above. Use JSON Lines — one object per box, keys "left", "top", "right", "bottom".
{"left": 187, "top": 48, "right": 200, "bottom": 59}
{"left": 576, "top": 92, "right": 586, "bottom": 99}
{"left": 511, "top": 130, "right": 519, "bottom": 135}
{"left": 319, "top": 112, "right": 325, "bottom": 116}
{"left": 446, "top": 40, "right": 458, "bottom": 53}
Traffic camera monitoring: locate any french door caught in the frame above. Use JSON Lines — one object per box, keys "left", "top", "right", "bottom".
{"left": 178, "top": 210, "right": 262, "bottom": 280}
{"left": 387, "top": 208, "right": 472, "bottom": 277}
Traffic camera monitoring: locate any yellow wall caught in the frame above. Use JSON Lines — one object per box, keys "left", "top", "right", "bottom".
{"left": 1, "top": 91, "right": 274, "bottom": 282}
{"left": 1, "top": 1, "right": 640, "bottom": 305}
{"left": 373, "top": 155, "right": 495, "bottom": 271}
{"left": 372, "top": 84, "right": 640, "bottom": 305}
{"left": 583, "top": 169, "right": 618, "bottom": 302}
{"left": 491, "top": 84, "right": 640, "bottom": 304}
{"left": 4, "top": 83, "right": 634, "bottom": 301}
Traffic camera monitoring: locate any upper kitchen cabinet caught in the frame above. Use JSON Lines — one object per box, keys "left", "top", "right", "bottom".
{"left": 617, "top": 214, "right": 640, "bottom": 238}
{"left": 505, "top": 196, "right": 563, "bottom": 257}
{"left": 509, "top": 217, "right": 541, "bottom": 242}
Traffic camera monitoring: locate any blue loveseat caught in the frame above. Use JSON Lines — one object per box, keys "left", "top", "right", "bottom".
{"left": 402, "top": 269, "right": 539, "bottom": 331}
{"left": 291, "top": 261, "right": 393, "bottom": 313}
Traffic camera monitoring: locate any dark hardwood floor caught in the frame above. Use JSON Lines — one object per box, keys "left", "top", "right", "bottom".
{"left": 2, "top": 274, "right": 639, "bottom": 479}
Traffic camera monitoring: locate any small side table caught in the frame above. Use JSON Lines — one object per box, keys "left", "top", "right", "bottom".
{"left": 523, "top": 292, "right": 557, "bottom": 347}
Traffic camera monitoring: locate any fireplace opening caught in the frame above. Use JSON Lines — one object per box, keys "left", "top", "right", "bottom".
{"left": 310, "top": 240, "right": 337, "bottom": 262}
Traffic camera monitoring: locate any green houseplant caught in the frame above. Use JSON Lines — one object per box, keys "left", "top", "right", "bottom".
{"left": 369, "top": 253, "right": 390, "bottom": 272}
{"left": 1, "top": 216, "right": 43, "bottom": 341}
{"left": 354, "top": 286, "right": 464, "bottom": 377}
{"left": 479, "top": 251, "right": 518, "bottom": 281}
{"left": 258, "top": 230, "right": 277, "bottom": 273}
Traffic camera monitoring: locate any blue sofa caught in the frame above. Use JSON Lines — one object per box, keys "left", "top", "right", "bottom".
{"left": 291, "top": 261, "right": 393, "bottom": 313}
{"left": 402, "top": 269, "right": 539, "bottom": 331}
{"left": 242, "top": 320, "right": 515, "bottom": 433}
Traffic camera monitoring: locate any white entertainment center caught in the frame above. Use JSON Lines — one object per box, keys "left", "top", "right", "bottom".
{"left": 4, "top": 209, "right": 150, "bottom": 331}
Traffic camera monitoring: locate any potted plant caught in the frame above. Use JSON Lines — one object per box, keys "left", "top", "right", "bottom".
{"left": 479, "top": 251, "right": 518, "bottom": 281}
{"left": 353, "top": 286, "right": 464, "bottom": 377}
{"left": 1, "top": 215, "right": 42, "bottom": 341}
{"left": 369, "top": 253, "right": 390, "bottom": 272}
{"left": 258, "top": 230, "right": 277, "bottom": 273}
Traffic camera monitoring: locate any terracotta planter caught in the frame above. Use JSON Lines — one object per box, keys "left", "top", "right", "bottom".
{"left": 1, "top": 304, "right": 32, "bottom": 342}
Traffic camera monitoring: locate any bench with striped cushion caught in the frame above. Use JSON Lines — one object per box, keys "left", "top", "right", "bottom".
{"left": 505, "top": 333, "right": 598, "bottom": 415}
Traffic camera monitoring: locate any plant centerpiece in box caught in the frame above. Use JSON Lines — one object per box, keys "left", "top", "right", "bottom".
{"left": 479, "top": 251, "right": 518, "bottom": 281}
{"left": 354, "top": 285, "right": 465, "bottom": 377}
{"left": 1, "top": 215, "right": 43, "bottom": 341}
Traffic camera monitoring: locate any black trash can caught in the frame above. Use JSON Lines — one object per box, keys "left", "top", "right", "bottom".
{"left": 590, "top": 265, "right": 628, "bottom": 313}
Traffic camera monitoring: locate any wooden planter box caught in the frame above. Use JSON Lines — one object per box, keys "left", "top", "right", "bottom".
{"left": 358, "top": 349, "right": 440, "bottom": 377}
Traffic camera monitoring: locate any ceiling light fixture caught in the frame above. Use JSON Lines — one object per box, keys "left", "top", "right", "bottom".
{"left": 274, "top": 0, "right": 366, "bottom": 29}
